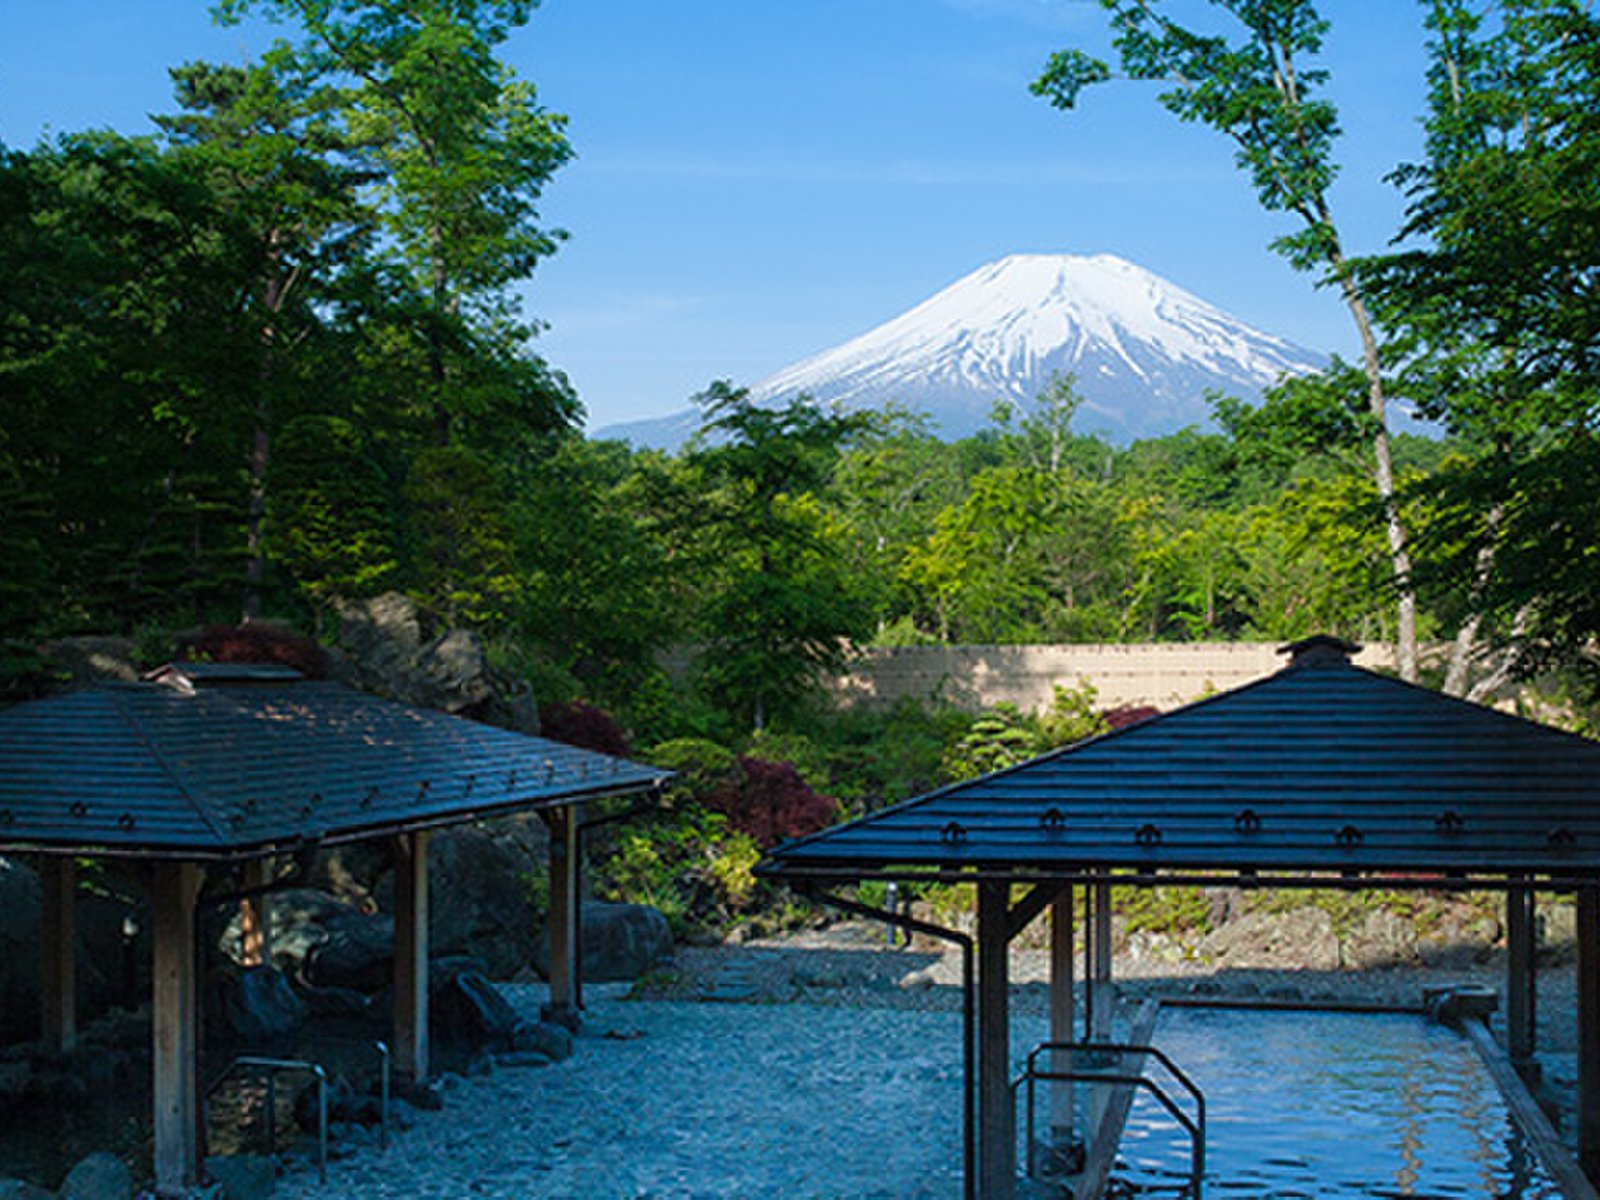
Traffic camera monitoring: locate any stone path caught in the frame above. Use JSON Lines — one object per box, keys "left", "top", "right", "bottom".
{"left": 276, "top": 985, "right": 980, "bottom": 1200}
{"left": 272, "top": 930, "right": 1587, "bottom": 1199}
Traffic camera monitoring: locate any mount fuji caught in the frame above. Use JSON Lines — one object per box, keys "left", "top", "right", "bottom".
{"left": 595, "top": 253, "right": 1325, "bottom": 448}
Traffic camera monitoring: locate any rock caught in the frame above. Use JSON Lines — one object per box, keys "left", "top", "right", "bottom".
{"left": 220, "top": 966, "right": 306, "bottom": 1043}
{"left": 411, "top": 630, "right": 494, "bottom": 713}
{"left": 898, "top": 967, "right": 937, "bottom": 991}
{"left": 205, "top": 1154, "right": 277, "bottom": 1200}
{"left": 59, "top": 1151, "right": 132, "bottom": 1200}
{"left": 423, "top": 827, "right": 542, "bottom": 978}
{"left": 536, "top": 901, "right": 673, "bottom": 984}
{"left": 1342, "top": 908, "right": 1418, "bottom": 969}
{"left": 300, "top": 911, "right": 396, "bottom": 993}
{"left": 511, "top": 1020, "right": 574, "bottom": 1063}
{"left": 298, "top": 984, "right": 371, "bottom": 1018}
{"left": 40, "top": 637, "right": 141, "bottom": 689}
{"left": 217, "top": 888, "right": 371, "bottom": 977}
{"left": 0, "top": 1179, "right": 55, "bottom": 1200}
{"left": 431, "top": 969, "right": 521, "bottom": 1044}
{"left": 1198, "top": 907, "right": 1340, "bottom": 971}
{"left": 494, "top": 1049, "right": 553, "bottom": 1069}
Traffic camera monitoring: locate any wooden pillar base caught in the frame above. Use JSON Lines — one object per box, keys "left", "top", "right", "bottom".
{"left": 41, "top": 857, "right": 78, "bottom": 1055}
{"left": 977, "top": 880, "right": 1016, "bottom": 1200}
{"left": 393, "top": 831, "right": 431, "bottom": 1088}
{"left": 152, "top": 861, "right": 203, "bottom": 1197}
{"left": 542, "top": 806, "right": 581, "bottom": 1029}
{"left": 1578, "top": 885, "right": 1600, "bottom": 1186}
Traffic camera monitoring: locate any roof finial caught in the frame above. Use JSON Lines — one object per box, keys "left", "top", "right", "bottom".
{"left": 1277, "top": 634, "right": 1361, "bottom": 668}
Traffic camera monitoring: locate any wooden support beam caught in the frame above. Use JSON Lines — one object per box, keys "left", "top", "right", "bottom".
{"left": 40, "top": 856, "right": 77, "bottom": 1054}
{"left": 1007, "top": 881, "right": 1067, "bottom": 943}
{"left": 151, "top": 861, "right": 203, "bottom": 1198}
{"left": 1091, "top": 875, "right": 1114, "bottom": 1039}
{"left": 1507, "top": 884, "right": 1536, "bottom": 1066}
{"left": 1579, "top": 885, "right": 1600, "bottom": 1186}
{"left": 393, "top": 831, "right": 431, "bottom": 1087}
{"left": 1048, "top": 888, "right": 1076, "bottom": 1142}
{"left": 976, "top": 880, "right": 1016, "bottom": 1200}
{"left": 543, "top": 805, "right": 580, "bottom": 1027}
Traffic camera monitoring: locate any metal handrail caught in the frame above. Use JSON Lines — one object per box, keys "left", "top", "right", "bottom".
{"left": 219, "top": 1056, "right": 330, "bottom": 1183}
{"left": 1016, "top": 1040, "right": 1206, "bottom": 1197}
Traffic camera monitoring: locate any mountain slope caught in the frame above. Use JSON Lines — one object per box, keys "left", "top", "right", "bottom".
{"left": 596, "top": 253, "right": 1324, "bottom": 448}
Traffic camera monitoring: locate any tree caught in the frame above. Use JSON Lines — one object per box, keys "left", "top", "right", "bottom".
{"left": 216, "top": 0, "right": 578, "bottom": 445}
{"left": 681, "top": 384, "right": 875, "bottom": 730}
{"left": 1354, "top": 0, "right": 1600, "bottom": 686}
{"left": 155, "top": 55, "right": 374, "bottom": 618}
{"left": 1034, "top": 0, "right": 1421, "bottom": 680}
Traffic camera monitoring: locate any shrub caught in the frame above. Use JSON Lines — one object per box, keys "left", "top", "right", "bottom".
{"left": 705, "top": 756, "right": 837, "bottom": 848}
{"left": 539, "top": 699, "right": 631, "bottom": 756}
{"left": 183, "top": 622, "right": 329, "bottom": 678}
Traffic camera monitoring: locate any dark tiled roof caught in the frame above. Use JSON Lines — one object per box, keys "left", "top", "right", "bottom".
{"left": 763, "top": 655, "right": 1600, "bottom": 883}
{"left": 0, "top": 679, "right": 668, "bottom": 858}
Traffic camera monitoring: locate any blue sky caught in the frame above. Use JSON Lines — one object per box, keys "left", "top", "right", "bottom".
{"left": 1, "top": 1, "right": 1432, "bottom": 431}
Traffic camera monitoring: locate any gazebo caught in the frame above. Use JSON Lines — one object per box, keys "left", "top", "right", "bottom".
{"left": 0, "top": 663, "right": 669, "bottom": 1196}
{"left": 760, "top": 635, "right": 1600, "bottom": 1197}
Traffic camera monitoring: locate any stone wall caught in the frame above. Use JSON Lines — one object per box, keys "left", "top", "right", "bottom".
{"left": 827, "top": 641, "right": 1400, "bottom": 714}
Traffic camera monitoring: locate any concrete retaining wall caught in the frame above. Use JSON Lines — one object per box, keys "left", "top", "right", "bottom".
{"left": 828, "top": 641, "right": 1400, "bottom": 714}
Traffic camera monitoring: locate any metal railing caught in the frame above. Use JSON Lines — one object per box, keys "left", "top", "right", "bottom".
{"left": 207, "top": 1040, "right": 391, "bottom": 1184}
{"left": 1015, "top": 1040, "right": 1206, "bottom": 1198}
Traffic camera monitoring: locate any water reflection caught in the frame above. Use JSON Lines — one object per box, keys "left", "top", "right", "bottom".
{"left": 1113, "top": 1009, "right": 1560, "bottom": 1199}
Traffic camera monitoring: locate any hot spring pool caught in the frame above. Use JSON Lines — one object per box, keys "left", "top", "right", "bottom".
{"left": 1108, "top": 1007, "right": 1563, "bottom": 1198}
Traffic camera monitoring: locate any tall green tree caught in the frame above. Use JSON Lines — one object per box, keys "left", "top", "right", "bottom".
{"left": 155, "top": 55, "right": 374, "bottom": 617}
{"left": 681, "top": 384, "right": 875, "bottom": 730}
{"left": 216, "top": 0, "right": 577, "bottom": 446}
{"left": 1034, "top": 0, "right": 1421, "bottom": 680}
{"left": 1357, "top": 0, "right": 1600, "bottom": 685}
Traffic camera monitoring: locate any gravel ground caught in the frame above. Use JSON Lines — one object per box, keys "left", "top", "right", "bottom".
{"left": 272, "top": 922, "right": 1586, "bottom": 1199}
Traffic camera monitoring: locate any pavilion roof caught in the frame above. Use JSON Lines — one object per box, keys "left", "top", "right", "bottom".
{"left": 0, "top": 670, "right": 668, "bottom": 859}
{"left": 761, "top": 637, "right": 1600, "bottom": 888}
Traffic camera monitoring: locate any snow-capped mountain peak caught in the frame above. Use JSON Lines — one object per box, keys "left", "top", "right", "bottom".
{"left": 748, "top": 253, "right": 1321, "bottom": 439}
{"left": 596, "top": 253, "right": 1324, "bottom": 448}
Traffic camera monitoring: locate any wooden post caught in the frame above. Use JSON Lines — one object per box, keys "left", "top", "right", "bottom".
{"left": 393, "top": 831, "right": 431, "bottom": 1087}
{"left": 40, "top": 856, "right": 78, "bottom": 1054}
{"left": 1508, "top": 883, "right": 1537, "bottom": 1067}
{"left": 1048, "top": 887, "right": 1076, "bottom": 1142}
{"left": 238, "top": 858, "right": 271, "bottom": 969}
{"left": 1579, "top": 885, "right": 1600, "bottom": 1185}
{"left": 151, "top": 861, "right": 203, "bottom": 1197}
{"left": 543, "top": 806, "right": 580, "bottom": 1027}
{"left": 976, "top": 880, "right": 1016, "bottom": 1200}
{"left": 1091, "top": 874, "right": 1113, "bottom": 1039}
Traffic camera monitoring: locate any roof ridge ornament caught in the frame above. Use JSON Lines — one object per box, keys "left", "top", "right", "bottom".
{"left": 1277, "top": 634, "right": 1362, "bottom": 669}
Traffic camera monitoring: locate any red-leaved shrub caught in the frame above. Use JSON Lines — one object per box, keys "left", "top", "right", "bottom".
{"left": 185, "top": 623, "right": 329, "bottom": 679}
{"left": 1103, "top": 705, "right": 1160, "bottom": 731}
{"left": 538, "top": 700, "right": 631, "bottom": 757}
{"left": 704, "top": 756, "right": 837, "bottom": 848}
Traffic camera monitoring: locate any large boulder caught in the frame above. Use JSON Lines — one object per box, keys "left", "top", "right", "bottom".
{"left": 218, "top": 966, "right": 307, "bottom": 1043}
{"left": 423, "top": 827, "right": 541, "bottom": 978}
{"left": 1342, "top": 908, "right": 1419, "bottom": 969}
{"left": 331, "top": 594, "right": 491, "bottom": 714}
{"left": 330, "top": 592, "right": 540, "bottom": 733}
{"left": 536, "top": 901, "right": 673, "bottom": 983}
{"left": 38, "top": 638, "right": 141, "bottom": 690}
{"left": 1199, "top": 906, "right": 1341, "bottom": 972}
{"left": 58, "top": 1152, "right": 132, "bottom": 1200}
{"left": 430, "top": 966, "right": 521, "bottom": 1044}
{"left": 300, "top": 910, "right": 396, "bottom": 993}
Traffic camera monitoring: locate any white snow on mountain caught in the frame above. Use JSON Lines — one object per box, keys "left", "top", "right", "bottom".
{"left": 596, "top": 253, "right": 1325, "bottom": 448}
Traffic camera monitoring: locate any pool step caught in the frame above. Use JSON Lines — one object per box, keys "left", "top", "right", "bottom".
{"left": 703, "top": 958, "right": 759, "bottom": 1002}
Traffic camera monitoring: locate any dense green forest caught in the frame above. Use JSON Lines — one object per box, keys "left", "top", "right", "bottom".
{"left": 2, "top": 0, "right": 1598, "bottom": 757}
